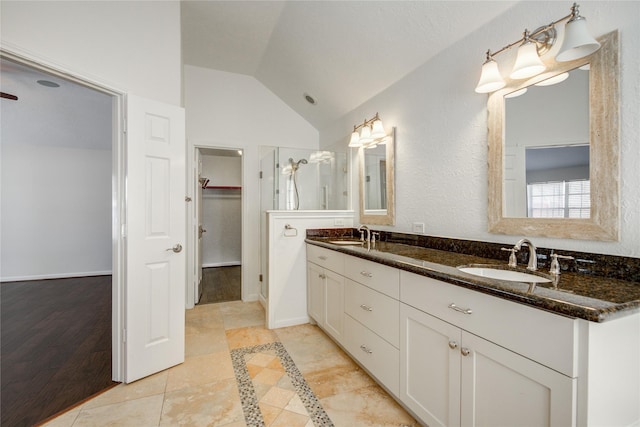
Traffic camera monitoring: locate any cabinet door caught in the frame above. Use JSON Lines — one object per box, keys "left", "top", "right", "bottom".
{"left": 323, "top": 269, "right": 344, "bottom": 344}
{"left": 460, "top": 331, "right": 576, "bottom": 427}
{"left": 400, "top": 304, "right": 461, "bottom": 427}
{"left": 307, "top": 262, "right": 325, "bottom": 326}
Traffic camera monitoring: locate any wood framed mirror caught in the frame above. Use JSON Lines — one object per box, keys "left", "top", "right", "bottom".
{"left": 359, "top": 127, "right": 395, "bottom": 225}
{"left": 487, "top": 31, "right": 619, "bottom": 241}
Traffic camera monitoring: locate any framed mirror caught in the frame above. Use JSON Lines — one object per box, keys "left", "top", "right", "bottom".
{"left": 487, "top": 31, "right": 619, "bottom": 241}
{"left": 359, "top": 127, "right": 395, "bottom": 225}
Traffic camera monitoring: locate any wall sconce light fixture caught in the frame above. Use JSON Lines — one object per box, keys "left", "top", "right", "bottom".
{"left": 349, "top": 112, "right": 387, "bottom": 148}
{"left": 475, "top": 2, "right": 600, "bottom": 93}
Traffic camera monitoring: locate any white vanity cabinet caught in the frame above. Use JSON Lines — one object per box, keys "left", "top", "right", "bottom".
{"left": 400, "top": 303, "right": 576, "bottom": 427}
{"left": 400, "top": 270, "right": 577, "bottom": 427}
{"left": 306, "top": 245, "right": 345, "bottom": 344}
{"left": 343, "top": 254, "right": 401, "bottom": 396}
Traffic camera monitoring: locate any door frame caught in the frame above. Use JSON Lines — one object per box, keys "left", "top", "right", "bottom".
{"left": 1, "top": 46, "right": 127, "bottom": 382}
{"left": 186, "top": 143, "right": 245, "bottom": 308}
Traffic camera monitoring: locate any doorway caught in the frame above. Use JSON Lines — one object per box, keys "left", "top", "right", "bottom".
{"left": 194, "top": 147, "right": 243, "bottom": 305}
{"left": 0, "top": 53, "right": 123, "bottom": 425}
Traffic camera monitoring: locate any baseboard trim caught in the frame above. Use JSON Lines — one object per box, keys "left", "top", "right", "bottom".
{"left": 1, "top": 270, "right": 113, "bottom": 283}
{"left": 270, "top": 316, "right": 310, "bottom": 330}
{"left": 202, "top": 262, "right": 241, "bottom": 268}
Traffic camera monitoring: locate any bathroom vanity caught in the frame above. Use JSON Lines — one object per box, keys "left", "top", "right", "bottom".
{"left": 306, "top": 230, "right": 640, "bottom": 427}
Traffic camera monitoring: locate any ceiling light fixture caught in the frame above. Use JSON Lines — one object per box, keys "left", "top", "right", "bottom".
{"left": 475, "top": 2, "right": 600, "bottom": 93}
{"left": 348, "top": 113, "right": 388, "bottom": 148}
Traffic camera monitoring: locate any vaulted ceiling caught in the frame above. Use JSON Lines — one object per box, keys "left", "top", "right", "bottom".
{"left": 181, "top": 1, "right": 517, "bottom": 129}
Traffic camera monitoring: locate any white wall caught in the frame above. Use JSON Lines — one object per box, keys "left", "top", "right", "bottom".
{"left": 184, "top": 65, "right": 319, "bottom": 301}
{"left": 319, "top": 1, "right": 640, "bottom": 257}
{"left": 1, "top": 144, "right": 112, "bottom": 280}
{"left": 0, "top": 0, "right": 182, "bottom": 105}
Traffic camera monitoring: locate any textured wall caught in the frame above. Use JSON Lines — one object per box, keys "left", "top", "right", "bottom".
{"left": 320, "top": 1, "right": 640, "bottom": 257}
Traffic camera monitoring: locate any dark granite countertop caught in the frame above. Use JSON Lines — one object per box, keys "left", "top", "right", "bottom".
{"left": 305, "top": 236, "right": 640, "bottom": 323}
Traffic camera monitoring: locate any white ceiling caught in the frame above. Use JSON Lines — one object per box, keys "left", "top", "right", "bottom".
{"left": 181, "top": 1, "right": 517, "bottom": 129}
{"left": 0, "top": 58, "right": 113, "bottom": 150}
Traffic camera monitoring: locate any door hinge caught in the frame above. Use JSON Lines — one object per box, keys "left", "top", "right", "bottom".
{"left": 275, "top": 189, "right": 279, "bottom": 194}
{"left": 259, "top": 274, "right": 263, "bottom": 282}
{"left": 121, "top": 223, "right": 127, "bottom": 238}
{"left": 122, "top": 329, "right": 126, "bottom": 343}
{"left": 259, "top": 171, "right": 263, "bottom": 179}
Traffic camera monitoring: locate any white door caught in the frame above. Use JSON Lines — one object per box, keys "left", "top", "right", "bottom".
{"left": 125, "top": 95, "right": 186, "bottom": 383}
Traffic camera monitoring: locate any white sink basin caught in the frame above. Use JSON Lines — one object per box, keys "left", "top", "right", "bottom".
{"left": 328, "top": 240, "right": 362, "bottom": 246}
{"left": 458, "top": 266, "right": 552, "bottom": 283}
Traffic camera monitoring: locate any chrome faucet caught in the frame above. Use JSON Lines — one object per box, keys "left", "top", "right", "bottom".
{"left": 514, "top": 238, "right": 538, "bottom": 271}
{"left": 358, "top": 225, "right": 370, "bottom": 250}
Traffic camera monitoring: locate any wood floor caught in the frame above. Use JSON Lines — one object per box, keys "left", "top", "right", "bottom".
{"left": 198, "top": 266, "right": 241, "bottom": 305}
{"left": 1, "top": 275, "right": 115, "bottom": 427}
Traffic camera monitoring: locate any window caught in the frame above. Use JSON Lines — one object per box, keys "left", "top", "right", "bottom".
{"left": 527, "top": 179, "right": 590, "bottom": 218}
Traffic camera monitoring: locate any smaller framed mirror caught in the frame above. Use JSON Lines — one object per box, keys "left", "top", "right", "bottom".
{"left": 359, "top": 127, "right": 395, "bottom": 225}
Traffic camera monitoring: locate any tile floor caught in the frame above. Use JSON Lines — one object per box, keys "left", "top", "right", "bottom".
{"left": 42, "top": 301, "right": 417, "bottom": 427}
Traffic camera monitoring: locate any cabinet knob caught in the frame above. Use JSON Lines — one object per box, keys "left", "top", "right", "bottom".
{"left": 360, "top": 344, "right": 373, "bottom": 354}
{"left": 360, "top": 304, "right": 373, "bottom": 312}
{"left": 448, "top": 340, "right": 458, "bottom": 350}
{"left": 360, "top": 271, "right": 373, "bottom": 278}
{"left": 461, "top": 347, "right": 471, "bottom": 357}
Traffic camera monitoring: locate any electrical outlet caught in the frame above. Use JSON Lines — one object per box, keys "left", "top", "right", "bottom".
{"left": 412, "top": 222, "right": 425, "bottom": 234}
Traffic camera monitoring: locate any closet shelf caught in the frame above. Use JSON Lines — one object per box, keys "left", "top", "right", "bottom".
{"left": 204, "top": 186, "right": 242, "bottom": 190}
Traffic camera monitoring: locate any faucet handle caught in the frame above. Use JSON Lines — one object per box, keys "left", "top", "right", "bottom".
{"left": 501, "top": 247, "right": 518, "bottom": 268}
{"left": 549, "top": 252, "right": 575, "bottom": 275}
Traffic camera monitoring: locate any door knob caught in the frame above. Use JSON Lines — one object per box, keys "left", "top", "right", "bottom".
{"left": 167, "top": 244, "right": 183, "bottom": 253}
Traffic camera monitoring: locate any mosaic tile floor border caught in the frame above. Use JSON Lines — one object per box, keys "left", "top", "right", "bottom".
{"left": 231, "top": 342, "right": 334, "bottom": 426}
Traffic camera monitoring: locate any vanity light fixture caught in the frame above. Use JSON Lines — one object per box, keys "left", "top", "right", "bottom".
{"left": 348, "top": 112, "right": 387, "bottom": 148}
{"left": 534, "top": 71, "right": 569, "bottom": 86}
{"left": 475, "top": 2, "right": 600, "bottom": 93}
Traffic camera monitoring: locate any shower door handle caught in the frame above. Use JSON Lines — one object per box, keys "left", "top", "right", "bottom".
{"left": 167, "top": 244, "right": 183, "bottom": 253}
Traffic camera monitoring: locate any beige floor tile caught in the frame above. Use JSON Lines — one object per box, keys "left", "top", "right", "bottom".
{"left": 284, "top": 394, "right": 309, "bottom": 416}
{"left": 40, "top": 405, "right": 82, "bottom": 427}
{"left": 219, "top": 301, "right": 265, "bottom": 330}
{"left": 258, "top": 402, "right": 282, "bottom": 426}
{"left": 185, "top": 328, "right": 229, "bottom": 357}
{"left": 304, "top": 363, "right": 377, "bottom": 399}
{"left": 320, "top": 384, "right": 417, "bottom": 426}
{"left": 253, "top": 367, "right": 284, "bottom": 386}
{"left": 260, "top": 386, "right": 296, "bottom": 408}
{"left": 270, "top": 409, "right": 310, "bottom": 427}
{"left": 83, "top": 371, "right": 168, "bottom": 410}
{"left": 159, "top": 378, "right": 243, "bottom": 426}
{"left": 72, "top": 394, "right": 164, "bottom": 427}
{"left": 247, "top": 352, "right": 277, "bottom": 367}
{"left": 165, "top": 351, "right": 234, "bottom": 392}
{"left": 225, "top": 326, "right": 278, "bottom": 350}
{"left": 275, "top": 374, "right": 296, "bottom": 392}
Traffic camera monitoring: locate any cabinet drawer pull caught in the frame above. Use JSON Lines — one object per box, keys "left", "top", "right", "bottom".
{"left": 448, "top": 303, "right": 472, "bottom": 315}
{"left": 360, "top": 344, "right": 373, "bottom": 354}
{"left": 319, "top": 274, "right": 326, "bottom": 279}
{"left": 360, "top": 304, "right": 373, "bottom": 312}
{"left": 318, "top": 256, "right": 328, "bottom": 261}
{"left": 360, "top": 271, "right": 373, "bottom": 278}
{"left": 448, "top": 340, "right": 458, "bottom": 350}
{"left": 461, "top": 347, "right": 471, "bottom": 357}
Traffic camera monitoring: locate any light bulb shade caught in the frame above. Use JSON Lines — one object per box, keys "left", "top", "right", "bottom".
{"left": 348, "top": 131, "right": 361, "bottom": 148}
{"left": 475, "top": 59, "right": 505, "bottom": 93}
{"left": 370, "top": 119, "right": 386, "bottom": 139}
{"left": 534, "top": 72, "right": 569, "bottom": 87}
{"left": 504, "top": 87, "right": 527, "bottom": 98}
{"left": 359, "top": 125, "right": 373, "bottom": 144}
{"left": 510, "top": 42, "right": 546, "bottom": 79}
{"left": 556, "top": 18, "right": 600, "bottom": 62}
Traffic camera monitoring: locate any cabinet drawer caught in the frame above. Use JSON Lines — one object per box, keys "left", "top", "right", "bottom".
{"left": 345, "top": 279, "right": 399, "bottom": 348}
{"left": 306, "top": 244, "right": 344, "bottom": 274}
{"left": 400, "top": 271, "right": 578, "bottom": 377}
{"left": 345, "top": 314, "right": 399, "bottom": 397}
{"left": 344, "top": 254, "right": 399, "bottom": 299}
